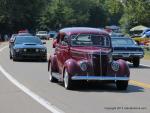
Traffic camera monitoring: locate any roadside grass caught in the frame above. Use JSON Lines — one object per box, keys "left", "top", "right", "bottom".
{"left": 144, "top": 47, "right": 150, "bottom": 60}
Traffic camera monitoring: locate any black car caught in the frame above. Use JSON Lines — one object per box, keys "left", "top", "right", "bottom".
{"left": 10, "top": 36, "right": 47, "bottom": 61}
{"left": 111, "top": 37, "right": 144, "bottom": 67}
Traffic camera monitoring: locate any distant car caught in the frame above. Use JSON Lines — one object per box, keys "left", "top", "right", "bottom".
{"left": 48, "top": 27, "right": 130, "bottom": 90}
{"left": 48, "top": 31, "right": 57, "bottom": 39}
{"left": 111, "top": 37, "right": 144, "bottom": 67}
{"left": 9, "top": 36, "right": 47, "bottom": 61}
{"left": 17, "top": 33, "right": 32, "bottom": 36}
{"left": 141, "top": 28, "right": 150, "bottom": 35}
{"left": 9, "top": 33, "right": 32, "bottom": 48}
{"left": 36, "top": 31, "right": 49, "bottom": 40}
{"left": 110, "top": 32, "right": 124, "bottom": 37}
{"left": 130, "top": 34, "right": 150, "bottom": 45}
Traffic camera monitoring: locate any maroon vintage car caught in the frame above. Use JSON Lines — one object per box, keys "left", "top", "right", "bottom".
{"left": 48, "top": 27, "right": 130, "bottom": 90}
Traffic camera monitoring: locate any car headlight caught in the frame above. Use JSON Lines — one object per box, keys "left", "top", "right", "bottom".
{"left": 15, "top": 48, "right": 20, "bottom": 52}
{"left": 36, "top": 49, "right": 39, "bottom": 52}
{"left": 79, "top": 61, "right": 87, "bottom": 71}
{"left": 111, "top": 61, "right": 119, "bottom": 71}
{"left": 23, "top": 49, "right": 27, "bottom": 52}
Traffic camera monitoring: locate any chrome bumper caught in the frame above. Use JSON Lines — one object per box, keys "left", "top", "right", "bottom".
{"left": 71, "top": 76, "right": 129, "bottom": 81}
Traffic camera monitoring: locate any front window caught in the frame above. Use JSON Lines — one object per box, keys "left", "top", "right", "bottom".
{"left": 111, "top": 38, "right": 134, "bottom": 46}
{"left": 71, "top": 34, "right": 110, "bottom": 47}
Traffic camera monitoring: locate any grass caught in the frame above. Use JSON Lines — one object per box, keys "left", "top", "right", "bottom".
{"left": 144, "top": 47, "right": 150, "bottom": 60}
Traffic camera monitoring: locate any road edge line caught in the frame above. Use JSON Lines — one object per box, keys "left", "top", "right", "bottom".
{"left": 0, "top": 46, "right": 65, "bottom": 113}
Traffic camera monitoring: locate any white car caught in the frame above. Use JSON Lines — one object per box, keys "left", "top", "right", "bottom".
{"left": 36, "top": 31, "right": 49, "bottom": 40}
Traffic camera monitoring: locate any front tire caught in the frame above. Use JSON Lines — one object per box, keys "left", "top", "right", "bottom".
{"left": 133, "top": 58, "right": 140, "bottom": 67}
{"left": 63, "top": 68, "right": 73, "bottom": 90}
{"left": 49, "top": 62, "right": 57, "bottom": 82}
{"left": 116, "top": 80, "right": 128, "bottom": 90}
{"left": 12, "top": 56, "right": 17, "bottom": 61}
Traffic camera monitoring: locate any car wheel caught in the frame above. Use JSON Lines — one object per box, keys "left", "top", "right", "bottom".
{"left": 13, "top": 57, "right": 17, "bottom": 61}
{"left": 63, "top": 68, "right": 73, "bottom": 90}
{"left": 133, "top": 58, "right": 140, "bottom": 67}
{"left": 49, "top": 62, "right": 57, "bottom": 82}
{"left": 116, "top": 80, "right": 128, "bottom": 90}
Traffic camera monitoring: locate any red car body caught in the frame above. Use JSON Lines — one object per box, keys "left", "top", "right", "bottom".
{"left": 48, "top": 27, "right": 130, "bottom": 90}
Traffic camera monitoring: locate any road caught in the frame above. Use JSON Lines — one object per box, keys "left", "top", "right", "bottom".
{"left": 0, "top": 41, "right": 150, "bottom": 113}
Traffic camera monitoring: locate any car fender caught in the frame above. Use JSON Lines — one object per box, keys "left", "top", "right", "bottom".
{"left": 48, "top": 55, "right": 58, "bottom": 72}
{"left": 63, "top": 59, "right": 79, "bottom": 77}
{"left": 116, "top": 59, "right": 130, "bottom": 77}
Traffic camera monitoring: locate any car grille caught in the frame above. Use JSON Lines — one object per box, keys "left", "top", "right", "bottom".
{"left": 113, "top": 47, "right": 142, "bottom": 51}
{"left": 91, "top": 54, "right": 108, "bottom": 76}
{"left": 27, "top": 48, "right": 36, "bottom": 53}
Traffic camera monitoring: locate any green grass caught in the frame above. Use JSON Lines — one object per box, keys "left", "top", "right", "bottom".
{"left": 144, "top": 48, "right": 150, "bottom": 60}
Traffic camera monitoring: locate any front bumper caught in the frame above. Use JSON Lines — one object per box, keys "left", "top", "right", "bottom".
{"left": 112, "top": 52, "right": 144, "bottom": 59}
{"left": 71, "top": 76, "right": 129, "bottom": 81}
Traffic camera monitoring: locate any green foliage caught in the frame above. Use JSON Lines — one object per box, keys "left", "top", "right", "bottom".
{"left": 120, "top": 0, "right": 150, "bottom": 32}
{"left": 0, "top": 0, "right": 48, "bottom": 33}
{"left": 0, "top": 0, "right": 149, "bottom": 33}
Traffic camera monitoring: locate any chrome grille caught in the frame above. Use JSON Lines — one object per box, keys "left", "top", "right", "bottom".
{"left": 91, "top": 54, "right": 108, "bottom": 76}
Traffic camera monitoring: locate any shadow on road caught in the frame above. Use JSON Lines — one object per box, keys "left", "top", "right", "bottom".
{"left": 13, "top": 59, "right": 48, "bottom": 63}
{"left": 58, "top": 82, "right": 144, "bottom": 93}
{"left": 128, "top": 64, "right": 150, "bottom": 69}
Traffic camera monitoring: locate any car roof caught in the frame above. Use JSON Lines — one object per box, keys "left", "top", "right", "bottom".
{"left": 59, "top": 27, "right": 109, "bottom": 36}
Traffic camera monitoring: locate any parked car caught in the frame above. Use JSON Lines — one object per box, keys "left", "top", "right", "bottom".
{"left": 10, "top": 36, "right": 47, "bottom": 61}
{"left": 36, "top": 31, "right": 49, "bottom": 40}
{"left": 48, "top": 27, "right": 130, "bottom": 90}
{"left": 111, "top": 36, "right": 144, "bottom": 67}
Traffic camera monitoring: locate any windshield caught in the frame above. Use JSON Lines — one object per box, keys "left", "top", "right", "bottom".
{"left": 14, "top": 36, "right": 42, "bottom": 44}
{"left": 112, "top": 38, "right": 134, "bottom": 46}
{"left": 71, "top": 34, "right": 110, "bottom": 47}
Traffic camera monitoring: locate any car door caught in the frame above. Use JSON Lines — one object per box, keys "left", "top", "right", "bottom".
{"left": 55, "top": 33, "right": 70, "bottom": 74}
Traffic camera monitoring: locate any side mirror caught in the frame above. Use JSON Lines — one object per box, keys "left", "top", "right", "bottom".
{"left": 43, "top": 42, "right": 46, "bottom": 44}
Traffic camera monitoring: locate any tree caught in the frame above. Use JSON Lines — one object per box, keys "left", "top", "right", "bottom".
{"left": 0, "top": 0, "right": 48, "bottom": 33}
{"left": 120, "top": 0, "right": 150, "bottom": 32}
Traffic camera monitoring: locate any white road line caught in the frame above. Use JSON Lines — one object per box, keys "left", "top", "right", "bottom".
{"left": 140, "top": 64, "right": 150, "bottom": 67}
{"left": 0, "top": 46, "right": 65, "bottom": 113}
{"left": 0, "top": 45, "right": 8, "bottom": 52}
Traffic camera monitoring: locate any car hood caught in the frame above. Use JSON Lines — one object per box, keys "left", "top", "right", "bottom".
{"left": 14, "top": 43, "right": 46, "bottom": 49}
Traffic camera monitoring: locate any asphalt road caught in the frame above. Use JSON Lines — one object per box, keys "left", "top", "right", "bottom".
{"left": 0, "top": 41, "right": 150, "bottom": 113}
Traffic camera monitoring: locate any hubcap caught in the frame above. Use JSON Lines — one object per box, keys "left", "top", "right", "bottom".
{"left": 64, "top": 69, "right": 69, "bottom": 88}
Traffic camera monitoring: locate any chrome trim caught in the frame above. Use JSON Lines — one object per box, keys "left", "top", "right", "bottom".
{"left": 100, "top": 51, "right": 102, "bottom": 76}
{"left": 113, "top": 51, "right": 143, "bottom": 54}
{"left": 71, "top": 76, "right": 129, "bottom": 81}
{"left": 112, "top": 52, "right": 144, "bottom": 57}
